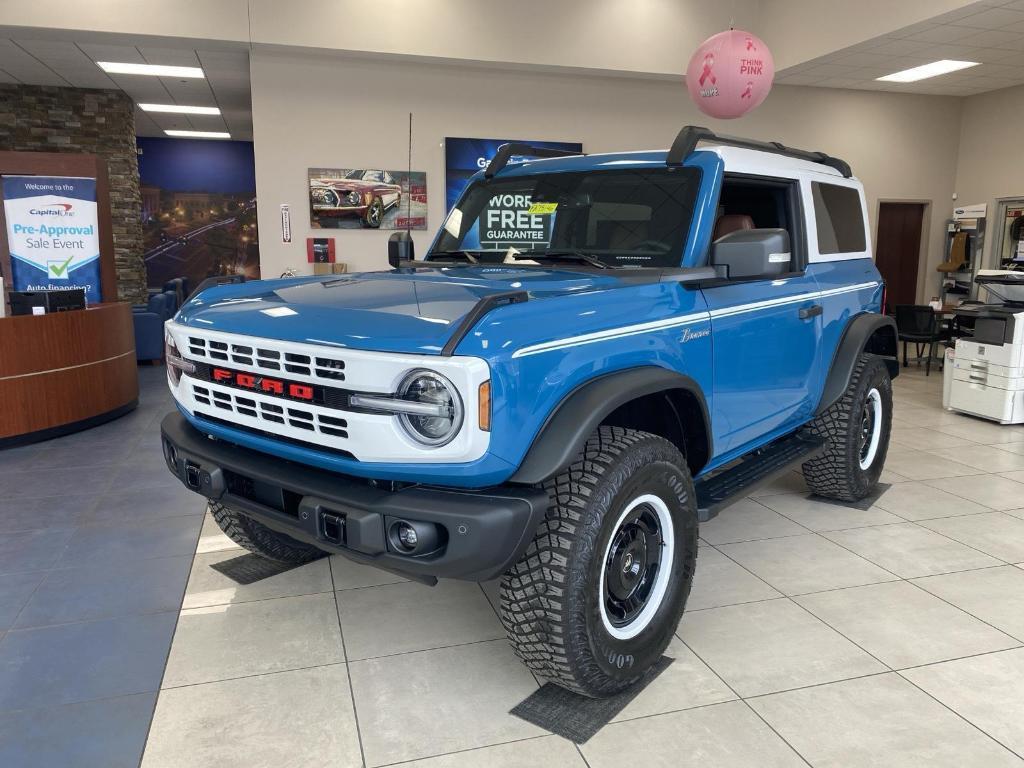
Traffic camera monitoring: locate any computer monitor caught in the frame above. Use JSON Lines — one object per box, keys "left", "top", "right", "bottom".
{"left": 9, "top": 289, "right": 86, "bottom": 316}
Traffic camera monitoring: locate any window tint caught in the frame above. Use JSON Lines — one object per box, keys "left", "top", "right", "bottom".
{"left": 812, "top": 182, "right": 865, "bottom": 254}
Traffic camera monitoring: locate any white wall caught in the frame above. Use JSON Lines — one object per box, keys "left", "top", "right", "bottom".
{"left": 954, "top": 82, "right": 1024, "bottom": 267}
{"left": 251, "top": 51, "right": 963, "bottom": 299}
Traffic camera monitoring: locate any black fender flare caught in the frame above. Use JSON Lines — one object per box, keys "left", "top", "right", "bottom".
{"left": 815, "top": 312, "right": 899, "bottom": 415}
{"left": 509, "top": 366, "right": 711, "bottom": 485}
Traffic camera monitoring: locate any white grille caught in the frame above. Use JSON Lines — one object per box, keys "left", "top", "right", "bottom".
{"left": 166, "top": 321, "right": 492, "bottom": 464}
{"left": 190, "top": 381, "right": 351, "bottom": 450}
{"left": 186, "top": 335, "right": 346, "bottom": 384}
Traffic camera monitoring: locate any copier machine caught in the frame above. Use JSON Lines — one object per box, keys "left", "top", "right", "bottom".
{"left": 948, "top": 270, "right": 1024, "bottom": 424}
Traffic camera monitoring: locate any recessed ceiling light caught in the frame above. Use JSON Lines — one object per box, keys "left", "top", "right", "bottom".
{"left": 97, "top": 62, "right": 204, "bottom": 78}
{"left": 164, "top": 130, "right": 231, "bottom": 139}
{"left": 139, "top": 103, "right": 221, "bottom": 115}
{"left": 876, "top": 60, "right": 979, "bottom": 83}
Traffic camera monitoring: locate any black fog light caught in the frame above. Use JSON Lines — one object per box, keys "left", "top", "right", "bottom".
{"left": 387, "top": 518, "right": 442, "bottom": 556}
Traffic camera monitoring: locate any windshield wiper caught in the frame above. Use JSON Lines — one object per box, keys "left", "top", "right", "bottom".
{"left": 425, "top": 250, "right": 479, "bottom": 263}
{"left": 513, "top": 249, "right": 610, "bottom": 269}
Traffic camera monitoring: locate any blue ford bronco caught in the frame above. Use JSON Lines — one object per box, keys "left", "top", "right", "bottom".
{"left": 160, "top": 126, "right": 898, "bottom": 697}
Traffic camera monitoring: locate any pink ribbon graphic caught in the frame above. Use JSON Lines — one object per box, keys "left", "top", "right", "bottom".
{"left": 746, "top": 37, "right": 756, "bottom": 51}
{"left": 741, "top": 81, "right": 754, "bottom": 99}
{"left": 698, "top": 53, "right": 716, "bottom": 86}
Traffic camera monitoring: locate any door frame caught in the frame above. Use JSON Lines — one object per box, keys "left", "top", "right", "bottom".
{"left": 873, "top": 198, "right": 932, "bottom": 305}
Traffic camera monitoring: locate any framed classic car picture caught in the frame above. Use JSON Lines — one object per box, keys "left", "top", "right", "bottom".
{"left": 307, "top": 168, "right": 427, "bottom": 230}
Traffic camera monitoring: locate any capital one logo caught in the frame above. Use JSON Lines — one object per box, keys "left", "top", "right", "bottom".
{"left": 29, "top": 203, "right": 75, "bottom": 217}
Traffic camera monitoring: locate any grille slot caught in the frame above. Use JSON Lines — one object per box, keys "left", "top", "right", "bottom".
{"left": 191, "top": 380, "right": 350, "bottom": 446}
{"left": 182, "top": 331, "right": 347, "bottom": 388}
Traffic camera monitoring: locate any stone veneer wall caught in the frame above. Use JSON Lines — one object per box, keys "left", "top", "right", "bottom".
{"left": 0, "top": 84, "right": 146, "bottom": 303}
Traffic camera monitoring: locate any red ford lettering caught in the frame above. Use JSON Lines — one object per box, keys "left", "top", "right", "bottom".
{"left": 211, "top": 367, "right": 311, "bottom": 401}
{"left": 261, "top": 379, "right": 284, "bottom": 395}
{"left": 289, "top": 383, "right": 314, "bottom": 401}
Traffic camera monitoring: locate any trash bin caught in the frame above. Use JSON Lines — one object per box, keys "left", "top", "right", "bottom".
{"left": 942, "top": 346, "right": 955, "bottom": 410}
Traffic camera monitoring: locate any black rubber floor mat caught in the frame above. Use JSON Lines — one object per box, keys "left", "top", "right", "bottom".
{"left": 209, "top": 553, "right": 301, "bottom": 585}
{"left": 810, "top": 482, "right": 891, "bottom": 512}
{"left": 510, "top": 656, "right": 673, "bottom": 743}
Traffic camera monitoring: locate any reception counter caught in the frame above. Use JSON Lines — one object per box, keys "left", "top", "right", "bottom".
{"left": 0, "top": 302, "right": 139, "bottom": 447}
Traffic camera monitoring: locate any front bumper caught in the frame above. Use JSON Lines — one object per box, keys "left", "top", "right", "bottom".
{"left": 160, "top": 412, "right": 547, "bottom": 581}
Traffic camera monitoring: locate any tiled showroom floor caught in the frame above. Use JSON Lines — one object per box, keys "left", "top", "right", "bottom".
{"left": 5, "top": 364, "right": 1024, "bottom": 766}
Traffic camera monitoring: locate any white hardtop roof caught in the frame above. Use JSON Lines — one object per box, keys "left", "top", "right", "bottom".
{"left": 702, "top": 144, "right": 850, "bottom": 179}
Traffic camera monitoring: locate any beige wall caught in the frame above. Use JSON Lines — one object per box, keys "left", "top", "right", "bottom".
{"left": 251, "top": 51, "right": 962, "bottom": 298}
{"left": 954, "top": 82, "right": 1024, "bottom": 268}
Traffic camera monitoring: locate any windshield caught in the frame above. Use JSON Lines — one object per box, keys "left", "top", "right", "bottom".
{"left": 430, "top": 167, "right": 700, "bottom": 268}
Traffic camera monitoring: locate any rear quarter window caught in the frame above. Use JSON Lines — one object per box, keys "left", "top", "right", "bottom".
{"left": 812, "top": 182, "right": 866, "bottom": 254}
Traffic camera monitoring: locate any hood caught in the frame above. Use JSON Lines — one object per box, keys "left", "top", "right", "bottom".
{"left": 174, "top": 266, "right": 631, "bottom": 354}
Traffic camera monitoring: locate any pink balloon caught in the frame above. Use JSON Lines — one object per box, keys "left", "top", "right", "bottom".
{"left": 686, "top": 30, "right": 775, "bottom": 119}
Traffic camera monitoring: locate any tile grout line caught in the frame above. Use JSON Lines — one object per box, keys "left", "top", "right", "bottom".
{"left": 896, "top": 670, "right": 1024, "bottom": 763}
{"left": 793, "top": 532, "right": 1024, "bottom": 659}
{"left": 371, "top": 733, "right": 557, "bottom": 768}
{"left": 673, "top": 634, "right": 815, "bottom": 768}
{"left": 134, "top": 514, "right": 204, "bottom": 768}
{"left": 329, "top": 557, "right": 369, "bottom": 768}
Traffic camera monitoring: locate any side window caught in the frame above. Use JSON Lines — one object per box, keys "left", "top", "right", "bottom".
{"left": 812, "top": 182, "right": 866, "bottom": 254}
{"left": 714, "top": 175, "right": 803, "bottom": 270}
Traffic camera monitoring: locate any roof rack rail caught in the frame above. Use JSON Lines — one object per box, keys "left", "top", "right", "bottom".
{"left": 484, "top": 142, "right": 583, "bottom": 179}
{"left": 666, "top": 125, "right": 852, "bottom": 178}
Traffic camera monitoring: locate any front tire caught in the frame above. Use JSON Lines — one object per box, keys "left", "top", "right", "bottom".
{"left": 802, "top": 353, "right": 893, "bottom": 501}
{"left": 362, "top": 197, "right": 384, "bottom": 228}
{"left": 209, "top": 501, "right": 325, "bottom": 564}
{"left": 500, "top": 427, "right": 699, "bottom": 697}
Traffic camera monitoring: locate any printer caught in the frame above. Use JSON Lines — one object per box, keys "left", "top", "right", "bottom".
{"left": 948, "top": 270, "right": 1024, "bottom": 424}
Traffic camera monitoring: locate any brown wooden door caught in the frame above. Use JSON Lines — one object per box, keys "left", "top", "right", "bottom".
{"left": 875, "top": 202, "right": 925, "bottom": 309}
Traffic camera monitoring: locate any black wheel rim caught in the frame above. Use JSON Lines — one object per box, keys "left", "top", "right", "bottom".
{"left": 603, "top": 503, "right": 664, "bottom": 628}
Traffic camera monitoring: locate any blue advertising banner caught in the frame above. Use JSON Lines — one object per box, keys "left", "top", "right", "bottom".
{"left": 3, "top": 175, "right": 101, "bottom": 303}
{"left": 444, "top": 137, "right": 582, "bottom": 251}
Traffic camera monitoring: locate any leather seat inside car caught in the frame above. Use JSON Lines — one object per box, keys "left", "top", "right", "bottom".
{"left": 713, "top": 213, "right": 755, "bottom": 241}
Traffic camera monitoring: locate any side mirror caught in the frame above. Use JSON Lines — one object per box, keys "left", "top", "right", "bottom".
{"left": 711, "top": 228, "right": 791, "bottom": 279}
{"left": 388, "top": 231, "right": 414, "bottom": 268}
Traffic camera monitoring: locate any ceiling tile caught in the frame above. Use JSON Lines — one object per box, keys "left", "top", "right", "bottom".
{"left": 137, "top": 47, "right": 202, "bottom": 67}
{"left": 905, "top": 25, "right": 983, "bottom": 43}
{"left": 955, "top": 28, "right": 1024, "bottom": 48}
{"left": 76, "top": 43, "right": 145, "bottom": 64}
{"left": 949, "top": 6, "right": 1024, "bottom": 28}
{"left": 160, "top": 74, "right": 217, "bottom": 104}
{"left": 196, "top": 50, "right": 249, "bottom": 73}
{"left": 0, "top": 40, "right": 67, "bottom": 86}
{"left": 867, "top": 39, "right": 936, "bottom": 57}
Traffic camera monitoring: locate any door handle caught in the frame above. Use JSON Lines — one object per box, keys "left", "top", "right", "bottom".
{"left": 799, "top": 304, "right": 823, "bottom": 320}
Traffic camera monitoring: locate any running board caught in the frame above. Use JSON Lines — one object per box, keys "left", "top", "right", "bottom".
{"left": 695, "top": 432, "right": 827, "bottom": 522}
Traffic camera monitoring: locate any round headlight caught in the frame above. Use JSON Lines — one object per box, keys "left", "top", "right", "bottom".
{"left": 397, "top": 369, "right": 464, "bottom": 447}
{"left": 346, "top": 190, "right": 361, "bottom": 206}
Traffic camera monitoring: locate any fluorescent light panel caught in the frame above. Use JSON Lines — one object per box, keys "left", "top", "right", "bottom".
{"left": 139, "top": 103, "right": 221, "bottom": 115}
{"left": 876, "top": 59, "right": 979, "bottom": 83}
{"left": 165, "top": 130, "right": 231, "bottom": 139}
{"left": 97, "top": 62, "right": 204, "bottom": 78}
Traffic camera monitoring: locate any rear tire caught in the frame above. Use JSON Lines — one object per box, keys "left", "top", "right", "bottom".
{"left": 209, "top": 501, "right": 325, "bottom": 564}
{"left": 802, "top": 353, "right": 893, "bottom": 501}
{"left": 500, "top": 427, "right": 699, "bottom": 697}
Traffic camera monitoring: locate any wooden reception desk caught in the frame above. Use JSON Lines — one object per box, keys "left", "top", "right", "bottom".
{"left": 0, "top": 302, "right": 139, "bottom": 447}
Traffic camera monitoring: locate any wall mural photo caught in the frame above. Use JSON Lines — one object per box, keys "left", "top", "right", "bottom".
{"left": 137, "top": 137, "right": 260, "bottom": 291}
{"left": 308, "top": 168, "right": 427, "bottom": 230}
